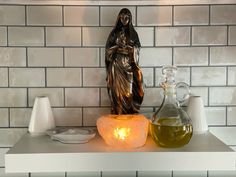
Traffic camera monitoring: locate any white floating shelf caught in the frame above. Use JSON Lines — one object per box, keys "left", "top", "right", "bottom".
{"left": 5, "top": 132, "right": 236, "bottom": 173}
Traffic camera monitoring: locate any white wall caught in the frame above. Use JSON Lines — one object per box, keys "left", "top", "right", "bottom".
{"left": 0, "top": 2, "right": 236, "bottom": 177}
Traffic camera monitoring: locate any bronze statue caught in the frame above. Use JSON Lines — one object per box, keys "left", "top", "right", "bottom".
{"left": 105, "top": 8, "right": 144, "bottom": 115}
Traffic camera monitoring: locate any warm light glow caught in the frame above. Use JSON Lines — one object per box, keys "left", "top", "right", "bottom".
{"left": 114, "top": 127, "right": 130, "bottom": 140}
{"left": 97, "top": 114, "right": 149, "bottom": 148}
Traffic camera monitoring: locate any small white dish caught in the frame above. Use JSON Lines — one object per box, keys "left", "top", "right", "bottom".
{"left": 46, "top": 128, "right": 96, "bottom": 144}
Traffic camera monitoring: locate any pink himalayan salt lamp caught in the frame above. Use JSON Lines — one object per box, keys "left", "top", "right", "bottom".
{"left": 97, "top": 114, "right": 149, "bottom": 148}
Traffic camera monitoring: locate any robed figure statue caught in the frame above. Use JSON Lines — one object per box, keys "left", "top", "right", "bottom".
{"left": 105, "top": 8, "right": 144, "bottom": 115}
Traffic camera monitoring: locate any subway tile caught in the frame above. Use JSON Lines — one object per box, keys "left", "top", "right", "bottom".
{"left": 229, "top": 26, "right": 236, "bottom": 45}
{"left": 9, "top": 68, "right": 45, "bottom": 87}
{"left": 65, "top": 48, "right": 99, "bottom": 67}
{"left": 46, "top": 27, "right": 81, "bottom": 46}
{"left": 137, "top": 6, "right": 172, "bottom": 26}
{"left": 227, "top": 107, "right": 236, "bottom": 125}
{"left": 29, "top": 88, "right": 64, "bottom": 107}
{"left": 139, "top": 48, "right": 172, "bottom": 67}
{"left": 65, "top": 88, "right": 99, "bottom": 107}
{"left": 174, "top": 47, "right": 208, "bottom": 66}
{"left": 155, "top": 67, "right": 190, "bottom": 87}
{"left": 209, "top": 127, "right": 236, "bottom": 145}
{"left": 142, "top": 87, "right": 163, "bottom": 107}
{"left": 27, "top": 6, "right": 62, "bottom": 26}
{"left": 0, "top": 48, "right": 26, "bottom": 67}
{"left": 174, "top": 6, "right": 209, "bottom": 25}
{"left": 0, "top": 88, "right": 27, "bottom": 107}
{"left": 10, "top": 108, "right": 32, "bottom": 127}
{"left": 67, "top": 172, "right": 101, "bottom": 177}
{"left": 0, "top": 68, "right": 8, "bottom": 87}
{"left": 83, "top": 68, "right": 106, "bottom": 87}
{"left": 0, "top": 148, "right": 9, "bottom": 167}
{"left": 210, "top": 47, "right": 236, "bottom": 65}
{"left": 83, "top": 27, "right": 112, "bottom": 47}
{"left": 208, "top": 171, "right": 236, "bottom": 177}
{"left": 228, "top": 67, "right": 236, "bottom": 85}
{"left": 101, "top": 6, "right": 136, "bottom": 26}
{"left": 0, "top": 168, "right": 28, "bottom": 177}
{"left": 209, "top": 87, "right": 236, "bottom": 106}
{"left": 53, "top": 108, "right": 82, "bottom": 126}
{"left": 192, "top": 26, "right": 227, "bottom": 46}
{"left": 31, "top": 172, "right": 65, "bottom": 177}
{"left": 47, "top": 68, "right": 81, "bottom": 87}
{"left": 8, "top": 27, "right": 44, "bottom": 46}
{"left": 101, "top": 88, "right": 111, "bottom": 106}
{"left": 211, "top": 5, "right": 236, "bottom": 25}
{"left": 0, "top": 27, "right": 7, "bottom": 46}
{"left": 28, "top": 48, "right": 63, "bottom": 67}
{"left": 0, "top": 108, "right": 8, "bottom": 127}
{"left": 0, "top": 128, "right": 27, "bottom": 147}
{"left": 83, "top": 107, "right": 110, "bottom": 126}
{"left": 142, "top": 68, "right": 154, "bottom": 87}
{"left": 0, "top": 5, "right": 25, "bottom": 25}
{"left": 138, "top": 171, "right": 171, "bottom": 177}
{"left": 190, "top": 87, "right": 208, "bottom": 106}
{"left": 191, "top": 67, "right": 226, "bottom": 86}
{"left": 102, "top": 171, "right": 136, "bottom": 177}
{"left": 173, "top": 171, "right": 207, "bottom": 177}
{"left": 155, "top": 27, "right": 190, "bottom": 46}
{"left": 64, "top": 6, "right": 99, "bottom": 26}
{"left": 135, "top": 27, "right": 154, "bottom": 47}
{"left": 205, "top": 107, "right": 226, "bottom": 126}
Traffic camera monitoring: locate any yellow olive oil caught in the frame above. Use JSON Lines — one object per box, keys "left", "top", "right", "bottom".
{"left": 150, "top": 118, "right": 193, "bottom": 148}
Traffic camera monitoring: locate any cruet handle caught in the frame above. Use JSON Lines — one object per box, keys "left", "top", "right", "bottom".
{"left": 176, "top": 82, "right": 190, "bottom": 106}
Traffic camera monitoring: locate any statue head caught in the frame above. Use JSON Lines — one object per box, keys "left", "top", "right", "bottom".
{"left": 115, "top": 8, "right": 133, "bottom": 29}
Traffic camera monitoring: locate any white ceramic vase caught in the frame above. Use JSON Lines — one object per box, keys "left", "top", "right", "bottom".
{"left": 187, "top": 96, "right": 208, "bottom": 134}
{"left": 28, "top": 96, "right": 55, "bottom": 135}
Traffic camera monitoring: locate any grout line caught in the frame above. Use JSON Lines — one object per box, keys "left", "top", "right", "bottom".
{"left": 100, "top": 171, "right": 103, "bottom": 177}
{"left": 172, "top": 5, "right": 174, "bottom": 26}
{"left": 227, "top": 25, "right": 229, "bottom": 46}
{"left": 190, "top": 26, "right": 192, "bottom": 46}
{"left": 207, "top": 86, "right": 210, "bottom": 106}
{"left": 63, "top": 47, "right": 65, "bottom": 67}
{"left": 81, "top": 107, "right": 84, "bottom": 127}
{"left": 45, "top": 67, "right": 47, "bottom": 87}
{"left": 26, "top": 47, "right": 28, "bottom": 67}
{"left": 99, "top": 6, "right": 101, "bottom": 26}
{"left": 226, "top": 66, "right": 229, "bottom": 86}
{"left": 208, "top": 46, "right": 210, "bottom": 66}
{"left": 63, "top": 88, "right": 66, "bottom": 107}
{"left": 62, "top": 6, "right": 65, "bottom": 26}
{"left": 6, "top": 26, "right": 9, "bottom": 46}
{"left": 8, "top": 108, "right": 10, "bottom": 128}
{"left": 208, "top": 5, "right": 211, "bottom": 25}
{"left": 7, "top": 67, "right": 9, "bottom": 87}
{"left": 26, "top": 88, "right": 29, "bottom": 107}
{"left": 136, "top": 171, "right": 138, "bottom": 177}
{"left": 25, "top": 5, "right": 27, "bottom": 26}
{"left": 44, "top": 27, "right": 46, "bottom": 47}
{"left": 226, "top": 106, "right": 228, "bottom": 126}
{"left": 81, "top": 27, "right": 83, "bottom": 47}
{"left": 190, "top": 66, "right": 192, "bottom": 87}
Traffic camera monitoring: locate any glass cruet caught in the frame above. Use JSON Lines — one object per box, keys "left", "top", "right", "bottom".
{"left": 150, "top": 66, "right": 193, "bottom": 148}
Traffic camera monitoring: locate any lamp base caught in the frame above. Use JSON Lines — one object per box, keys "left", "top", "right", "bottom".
{"left": 97, "top": 114, "right": 149, "bottom": 148}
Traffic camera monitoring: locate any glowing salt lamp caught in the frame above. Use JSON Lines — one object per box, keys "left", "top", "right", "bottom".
{"left": 97, "top": 114, "right": 149, "bottom": 148}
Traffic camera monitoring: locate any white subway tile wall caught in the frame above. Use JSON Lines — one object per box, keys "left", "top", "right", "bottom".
{"left": 1, "top": 3, "right": 236, "bottom": 177}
